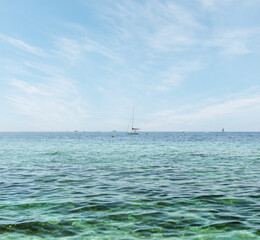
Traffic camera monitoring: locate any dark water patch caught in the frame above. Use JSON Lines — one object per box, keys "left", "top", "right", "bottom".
{"left": 70, "top": 204, "right": 110, "bottom": 212}
{"left": 0, "top": 202, "right": 55, "bottom": 210}
{"left": 246, "top": 194, "right": 260, "bottom": 199}
{"left": 216, "top": 198, "right": 255, "bottom": 205}
{"left": 131, "top": 211, "right": 164, "bottom": 221}
{"left": 57, "top": 178, "right": 86, "bottom": 184}
{"left": 190, "top": 153, "right": 218, "bottom": 158}
{"left": 33, "top": 177, "right": 58, "bottom": 183}
{"left": 156, "top": 201, "right": 172, "bottom": 206}
{"left": 193, "top": 194, "right": 225, "bottom": 204}
{"left": 68, "top": 201, "right": 126, "bottom": 213}
{"left": 135, "top": 198, "right": 154, "bottom": 203}
{"left": 131, "top": 227, "right": 163, "bottom": 237}
{"left": 169, "top": 176, "right": 190, "bottom": 181}
{"left": 82, "top": 193, "right": 114, "bottom": 199}
{"left": 157, "top": 220, "right": 185, "bottom": 230}
{"left": 214, "top": 213, "right": 246, "bottom": 222}
{"left": 155, "top": 217, "right": 208, "bottom": 233}
{"left": 115, "top": 186, "right": 138, "bottom": 192}
{"left": 105, "top": 213, "right": 131, "bottom": 222}
{"left": 204, "top": 220, "right": 248, "bottom": 231}
{"left": 0, "top": 220, "right": 78, "bottom": 237}
{"left": 132, "top": 188, "right": 152, "bottom": 195}
{"left": 44, "top": 151, "right": 63, "bottom": 156}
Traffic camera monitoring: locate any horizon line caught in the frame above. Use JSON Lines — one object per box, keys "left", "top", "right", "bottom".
{"left": 1, "top": 131, "right": 260, "bottom": 133}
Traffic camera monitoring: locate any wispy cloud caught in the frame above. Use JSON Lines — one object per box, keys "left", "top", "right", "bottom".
{"left": 146, "top": 93, "right": 260, "bottom": 130}
{"left": 206, "top": 29, "right": 258, "bottom": 55}
{"left": 53, "top": 35, "right": 122, "bottom": 63}
{"left": 89, "top": 0, "right": 203, "bottom": 53}
{"left": 156, "top": 60, "right": 204, "bottom": 91}
{"left": 0, "top": 34, "right": 44, "bottom": 56}
{"left": 199, "top": 0, "right": 236, "bottom": 10}
{"left": 0, "top": 32, "right": 93, "bottom": 130}
{"left": 10, "top": 79, "right": 39, "bottom": 94}
{"left": 200, "top": 0, "right": 260, "bottom": 9}
{"left": 144, "top": 2, "right": 202, "bottom": 51}
{"left": 156, "top": 73, "right": 183, "bottom": 91}
{"left": 54, "top": 37, "right": 82, "bottom": 62}
{"left": 23, "top": 61, "right": 64, "bottom": 78}
{"left": 7, "top": 77, "right": 90, "bottom": 130}
{"left": 190, "top": 96, "right": 260, "bottom": 120}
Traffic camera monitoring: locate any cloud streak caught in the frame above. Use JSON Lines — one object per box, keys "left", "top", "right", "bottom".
{"left": 7, "top": 77, "right": 90, "bottom": 130}
{"left": 156, "top": 60, "right": 204, "bottom": 91}
{"left": 146, "top": 94, "right": 260, "bottom": 131}
{"left": 0, "top": 34, "right": 44, "bottom": 56}
{"left": 206, "top": 29, "right": 259, "bottom": 55}
{"left": 53, "top": 35, "right": 122, "bottom": 64}
{"left": 96, "top": 0, "right": 203, "bottom": 52}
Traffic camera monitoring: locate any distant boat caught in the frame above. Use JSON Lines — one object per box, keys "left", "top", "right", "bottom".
{"left": 222, "top": 128, "right": 225, "bottom": 132}
{"left": 127, "top": 107, "right": 140, "bottom": 134}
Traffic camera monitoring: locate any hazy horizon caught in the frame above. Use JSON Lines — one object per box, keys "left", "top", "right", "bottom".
{"left": 1, "top": 131, "right": 260, "bottom": 133}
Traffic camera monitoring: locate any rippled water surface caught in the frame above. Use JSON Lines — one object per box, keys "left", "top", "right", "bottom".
{"left": 0, "top": 132, "right": 259, "bottom": 239}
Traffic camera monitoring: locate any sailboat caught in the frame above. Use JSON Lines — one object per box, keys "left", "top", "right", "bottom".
{"left": 127, "top": 107, "right": 141, "bottom": 134}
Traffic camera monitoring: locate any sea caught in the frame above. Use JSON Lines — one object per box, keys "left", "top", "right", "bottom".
{"left": 0, "top": 132, "right": 259, "bottom": 239}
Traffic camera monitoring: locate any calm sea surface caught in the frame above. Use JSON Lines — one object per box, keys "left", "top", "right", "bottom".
{"left": 0, "top": 132, "right": 259, "bottom": 239}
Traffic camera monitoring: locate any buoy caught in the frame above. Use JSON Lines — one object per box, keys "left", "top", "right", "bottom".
{"left": 112, "top": 135, "right": 115, "bottom": 138}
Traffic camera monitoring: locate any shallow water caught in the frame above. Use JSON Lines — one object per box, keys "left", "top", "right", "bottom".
{"left": 0, "top": 132, "right": 259, "bottom": 239}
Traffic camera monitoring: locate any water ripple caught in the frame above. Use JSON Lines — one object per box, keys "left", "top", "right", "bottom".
{"left": 0, "top": 132, "right": 259, "bottom": 239}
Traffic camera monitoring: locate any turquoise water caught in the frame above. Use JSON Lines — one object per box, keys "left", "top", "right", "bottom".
{"left": 0, "top": 132, "right": 259, "bottom": 239}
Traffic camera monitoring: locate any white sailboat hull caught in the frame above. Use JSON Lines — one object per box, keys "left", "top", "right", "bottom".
{"left": 128, "top": 130, "right": 140, "bottom": 134}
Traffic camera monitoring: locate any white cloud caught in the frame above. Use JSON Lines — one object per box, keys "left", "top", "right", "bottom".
{"left": 93, "top": 0, "right": 202, "bottom": 52}
{"left": 207, "top": 29, "right": 256, "bottom": 55}
{"left": 146, "top": 94, "right": 260, "bottom": 131}
{"left": 0, "top": 33, "right": 93, "bottom": 130}
{"left": 156, "top": 60, "right": 204, "bottom": 91}
{"left": 96, "top": 84, "right": 107, "bottom": 94}
{"left": 24, "top": 61, "right": 64, "bottom": 78}
{"left": 200, "top": 0, "right": 260, "bottom": 10}
{"left": 156, "top": 73, "right": 183, "bottom": 91}
{"left": 199, "top": 0, "right": 235, "bottom": 10}
{"left": 0, "top": 34, "right": 44, "bottom": 56}
{"left": 10, "top": 79, "right": 39, "bottom": 94}
{"left": 192, "top": 96, "right": 260, "bottom": 119}
{"left": 95, "top": 0, "right": 260, "bottom": 58}
{"left": 7, "top": 76, "right": 90, "bottom": 130}
{"left": 141, "top": 1, "right": 202, "bottom": 51}
{"left": 199, "top": 0, "right": 215, "bottom": 8}
{"left": 54, "top": 37, "right": 82, "bottom": 62}
{"left": 53, "top": 35, "right": 121, "bottom": 63}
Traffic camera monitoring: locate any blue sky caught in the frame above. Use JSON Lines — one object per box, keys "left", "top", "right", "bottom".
{"left": 1, "top": 0, "right": 260, "bottom": 131}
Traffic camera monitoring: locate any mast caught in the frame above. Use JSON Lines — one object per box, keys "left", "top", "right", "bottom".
{"left": 127, "top": 106, "right": 140, "bottom": 134}
{"left": 132, "top": 107, "right": 134, "bottom": 129}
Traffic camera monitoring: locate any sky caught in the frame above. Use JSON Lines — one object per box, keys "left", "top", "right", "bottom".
{"left": 0, "top": 0, "right": 260, "bottom": 132}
